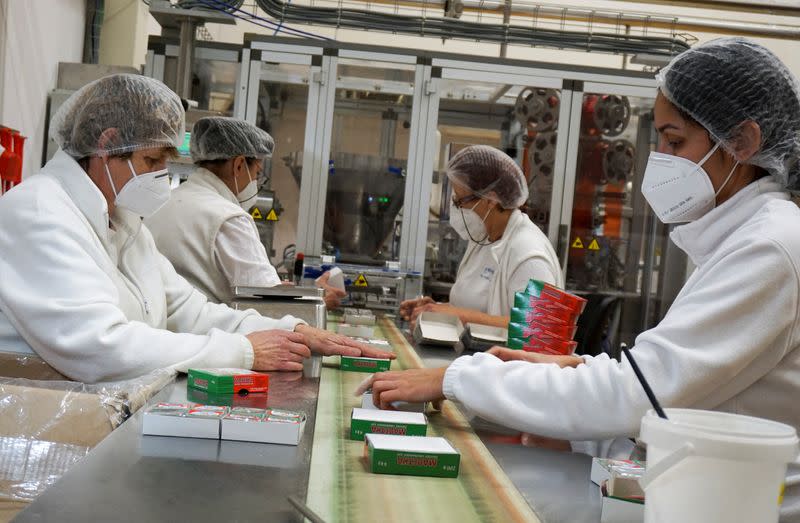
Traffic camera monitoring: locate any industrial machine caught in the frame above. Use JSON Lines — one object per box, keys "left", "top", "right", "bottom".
{"left": 144, "top": 33, "right": 688, "bottom": 347}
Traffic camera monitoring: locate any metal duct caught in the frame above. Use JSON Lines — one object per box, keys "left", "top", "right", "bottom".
{"left": 252, "top": 0, "right": 691, "bottom": 56}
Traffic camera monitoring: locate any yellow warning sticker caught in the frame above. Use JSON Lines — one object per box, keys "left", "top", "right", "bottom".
{"left": 588, "top": 238, "right": 600, "bottom": 251}
{"left": 571, "top": 237, "right": 584, "bottom": 249}
{"left": 354, "top": 274, "right": 369, "bottom": 287}
{"left": 266, "top": 208, "right": 279, "bottom": 221}
{"left": 251, "top": 207, "right": 263, "bottom": 220}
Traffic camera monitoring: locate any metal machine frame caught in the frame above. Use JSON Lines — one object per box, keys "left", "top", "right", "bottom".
{"left": 146, "top": 34, "right": 685, "bottom": 335}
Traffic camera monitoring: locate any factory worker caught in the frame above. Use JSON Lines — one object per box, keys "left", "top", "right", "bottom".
{"left": 400, "top": 145, "right": 562, "bottom": 328}
{"left": 146, "top": 117, "right": 282, "bottom": 304}
{"left": 148, "top": 116, "right": 347, "bottom": 310}
{"left": 366, "top": 38, "right": 800, "bottom": 520}
{"left": 0, "top": 74, "right": 392, "bottom": 383}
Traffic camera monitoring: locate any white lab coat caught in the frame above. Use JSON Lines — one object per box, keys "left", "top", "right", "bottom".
{"left": 0, "top": 150, "right": 301, "bottom": 383}
{"left": 442, "top": 178, "right": 800, "bottom": 521}
{"left": 449, "top": 209, "right": 563, "bottom": 315}
{"left": 146, "top": 167, "right": 280, "bottom": 305}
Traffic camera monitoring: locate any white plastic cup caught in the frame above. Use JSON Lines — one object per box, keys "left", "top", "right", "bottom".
{"left": 639, "top": 409, "right": 799, "bottom": 523}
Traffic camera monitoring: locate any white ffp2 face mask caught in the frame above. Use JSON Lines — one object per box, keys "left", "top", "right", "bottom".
{"left": 641, "top": 143, "right": 738, "bottom": 224}
{"left": 235, "top": 163, "right": 258, "bottom": 211}
{"left": 450, "top": 201, "right": 492, "bottom": 244}
{"left": 106, "top": 160, "right": 171, "bottom": 218}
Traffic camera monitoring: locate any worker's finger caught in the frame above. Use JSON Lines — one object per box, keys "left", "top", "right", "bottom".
{"left": 371, "top": 379, "right": 400, "bottom": 408}
{"left": 285, "top": 351, "right": 306, "bottom": 363}
{"left": 283, "top": 331, "right": 307, "bottom": 344}
{"left": 359, "top": 346, "right": 396, "bottom": 359}
{"left": 378, "top": 388, "right": 405, "bottom": 410}
{"left": 354, "top": 375, "right": 375, "bottom": 396}
{"left": 285, "top": 341, "right": 312, "bottom": 358}
{"left": 279, "top": 360, "right": 304, "bottom": 372}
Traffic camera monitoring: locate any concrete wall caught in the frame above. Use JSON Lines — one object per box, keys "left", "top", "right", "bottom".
{"left": 0, "top": 0, "right": 86, "bottom": 180}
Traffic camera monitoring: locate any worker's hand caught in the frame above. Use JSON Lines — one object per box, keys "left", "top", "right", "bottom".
{"left": 364, "top": 368, "right": 448, "bottom": 409}
{"left": 294, "top": 324, "right": 396, "bottom": 359}
{"left": 399, "top": 296, "right": 434, "bottom": 321}
{"left": 519, "top": 433, "right": 572, "bottom": 452}
{"left": 316, "top": 271, "right": 347, "bottom": 310}
{"left": 246, "top": 330, "right": 311, "bottom": 372}
{"left": 486, "top": 347, "right": 583, "bottom": 368}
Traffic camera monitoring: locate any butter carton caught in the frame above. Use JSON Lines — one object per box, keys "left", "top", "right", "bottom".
{"left": 142, "top": 403, "right": 225, "bottom": 439}
{"left": 186, "top": 387, "right": 269, "bottom": 409}
{"left": 220, "top": 407, "right": 306, "bottom": 446}
{"left": 343, "top": 308, "right": 377, "bottom": 326}
{"left": 340, "top": 356, "right": 391, "bottom": 373}
{"left": 365, "top": 434, "right": 460, "bottom": 478}
{"left": 187, "top": 368, "right": 269, "bottom": 394}
{"left": 350, "top": 408, "right": 427, "bottom": 440}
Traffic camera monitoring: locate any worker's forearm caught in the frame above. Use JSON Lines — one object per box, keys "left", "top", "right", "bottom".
{"left": 451, "top": 307, "right": 509, "bottom": 328}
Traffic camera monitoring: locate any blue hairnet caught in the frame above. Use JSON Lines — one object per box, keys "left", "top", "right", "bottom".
{"left": 657, "top": 37, "right": 800, "bottom": 191}
{"left": 190, "top": 117, "right": 275, "bottom": 163}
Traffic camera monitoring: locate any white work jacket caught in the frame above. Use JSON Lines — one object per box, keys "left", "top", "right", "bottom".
{"left": 0, "top": 150, "right": 301, "bottom": 383}
{"left": 449, "top": 209, "right": 563, "bottom": 315}
{"left": 443, "top": 178, "right": 800, "bottom": 521}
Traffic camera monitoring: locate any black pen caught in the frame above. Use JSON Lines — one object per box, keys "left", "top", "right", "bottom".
{"left": 621, "top": 343, "right": 668, "bottom": 420}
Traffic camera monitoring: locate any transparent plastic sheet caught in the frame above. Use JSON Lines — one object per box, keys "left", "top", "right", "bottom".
{"left": 0, "top": 355, "right": 176, "bottom": 505}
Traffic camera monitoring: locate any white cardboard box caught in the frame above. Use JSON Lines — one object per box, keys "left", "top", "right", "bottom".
{"left": 221, "top": 414, "right": 306, "bottom": 446}
{"left": 142, "top": 410, "right": 222, "bottom": 439}
{"left": 337, "top": 324, "right": 375, "bottom": 337}
{"left": 600, "top": 495, "right": 644, "bottom": 523}
{"left": 413, "top": 312, "right": 464, "bottom": 347}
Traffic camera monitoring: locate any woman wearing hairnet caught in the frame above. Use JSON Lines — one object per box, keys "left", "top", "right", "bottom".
{"left": 147, "top": 117, "right": 283, "bottom": 304}
{"left": 366, "top": 38, "right": 800, "bottom": 520}
{"left": 0, "top": 74, "right": 391, "bottom": 383}
{"left": 400, "top": 145, "right": 562, "bottom": 328}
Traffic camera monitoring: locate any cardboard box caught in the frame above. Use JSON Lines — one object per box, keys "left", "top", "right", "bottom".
{"left": 590, "top": 458, "right": 645, "bottom": 487}
{"left": 600, "top": 495, "right": 644, "bottom": 523}
{"left": 365, "top": 434, "right": 460, "bottom": 478}
{"left": 413, "top": 312, "right": 464, "bottom": 347}
{"left": 220, "top": 408, "right": 306, "bottom": 446}
{"left": 350, "top": 408, "right": 427, "bottom": 440}
{"left": 340, "top": 356, "right": 391, "bottom": 373}
{"left": 337, "top": 324, "right": 375, "bottom": 337}
{"left": 141, "top": 403, "right": 225, "bottom": 439}
{"left": 187, "top": 368, "right": 268, "bottom": 394}
{"left": 361, "top": 390, "right": 425, "bottom": 413}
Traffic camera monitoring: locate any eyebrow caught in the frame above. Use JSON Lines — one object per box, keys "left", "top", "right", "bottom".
{"left": 656, "top": 123, "right": 681, "bottom": 133}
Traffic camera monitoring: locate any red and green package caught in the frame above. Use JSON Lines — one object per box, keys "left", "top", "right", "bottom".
{"left": 510, "top": 307, "right": 571, "bottom": 328}
{"left": 529, "top": 300, "right": 581, "bottom": 325}
{"left": 524, "top": 280, "right": 587, "bottom": 313}
{"left": 507, "top": 321, "right": 578, "bottom": 341}
{"left": 523, "top": 337, "right": 578, "bottom": 356}
{"left": 187, "top": 368, "right": 269, "bottom": 394}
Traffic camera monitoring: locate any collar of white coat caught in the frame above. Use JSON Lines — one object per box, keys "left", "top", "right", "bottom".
{"left": 41, "top": 149, "right": 143, "bottom": 249}
{"left": 187, "top": 166, "right": 239, "bottom": 206}
{"left": 670, "top": 176, "right": 789, "bottom": 266}
{"left": 486, "top": 209, "right": 524, "bottom": 262}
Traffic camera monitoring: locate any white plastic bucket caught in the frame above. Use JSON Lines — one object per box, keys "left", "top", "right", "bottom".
{"left": 639, "top": 409, "right": 799, "bottom": 523}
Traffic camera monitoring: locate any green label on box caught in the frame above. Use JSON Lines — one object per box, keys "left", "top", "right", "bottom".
{"left": 369, "top": 447, "right": 460, "bottom": 478}
{"left": 350, "top": 419, "right": 427, "bottom": 441}
{"left": 188, "top": 369, "right": 234, "bottom": 394}
{"left": 340, "top": 357, "right": 392, "bottom": 373}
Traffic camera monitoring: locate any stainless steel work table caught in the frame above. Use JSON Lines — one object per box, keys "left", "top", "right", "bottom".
{"left": 14, "top": 323, "right": 601, "bottom": 523}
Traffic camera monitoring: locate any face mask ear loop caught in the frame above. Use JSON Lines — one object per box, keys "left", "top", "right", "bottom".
{"left": 464, "top": 200, "right": 493, "bottom": 246}
{"left": 715, "top": 161, "right": 740, "bottom": 198}
{"left": 696, "top": 142, "right": 721, "bottom": 169}
{"left": 104, "top": 162, "right": 119, "bottom": 198}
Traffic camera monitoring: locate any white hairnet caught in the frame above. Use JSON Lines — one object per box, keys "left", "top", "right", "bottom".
{"left": 190, "top": 117, "right": 275, "bottom": 163}
{"left": 446, "top": 145, "right": 528, "bottom": 209}
{"left": 51, "top": 74, "right": 184, "bottom": 158}
{"left": 657, "top": 37, "right": 800, "bottom": 191}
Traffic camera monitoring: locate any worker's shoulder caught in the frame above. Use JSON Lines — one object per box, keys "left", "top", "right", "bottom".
{"left": 172, "top": 181, "right": 243, "bottom": 214}
{"left": 506, "top": 212, "right": 551, "bottom": 249}
{"left": 0, "top": 174, "right": 73, "bottom": 220}
{"left": 744, "top": 198, "right": 800, "bottom": 249}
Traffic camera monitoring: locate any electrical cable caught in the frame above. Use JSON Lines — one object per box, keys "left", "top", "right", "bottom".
{"left": 181, "top": 0, "right": 329, "bottom": 39}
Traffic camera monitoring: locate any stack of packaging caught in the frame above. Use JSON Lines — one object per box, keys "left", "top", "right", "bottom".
{"left": 507, "top": 280, "right": 587, "bottom": 355}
